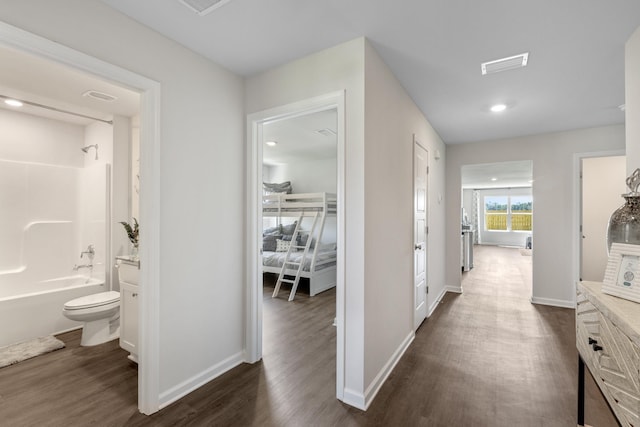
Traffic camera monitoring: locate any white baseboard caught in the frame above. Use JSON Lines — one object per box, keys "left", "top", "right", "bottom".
{"left": 445, "top": 286, "right": 462, "bottom": 294}
{"left": 342, "top": 387, "right": 366, "bottom": 410}
{"left": 356, "top": 332, "right": 414, "bottom": 411}
{"left": 530, "top": 296, "right": 575, "bottom": 309}
{"left": 158, "top": 351, "right": 244, "bottom": 410}
{"left": 428, "top": 286, "right": 448, "bottom": 317}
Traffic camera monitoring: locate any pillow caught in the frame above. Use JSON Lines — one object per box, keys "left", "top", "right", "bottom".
{"left": 275, "top": 239, "right": 291, "bottom": 252}
{"left": 262, "top": 233, "right": 282, "bottom": 252}
{"left": 263, "top": 181, "right": 292, "bottom": 194}
{"left": 281, "top": 221, "right": 297, "bottom": 235}
{"left": 298, "top": 234, "right": 316, "bottom": 249}
{"left": 263, "top": 225, "right": 281, "bottom": 236}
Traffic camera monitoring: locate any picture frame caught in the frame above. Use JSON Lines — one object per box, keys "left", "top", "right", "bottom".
{"left": 603, "top": 242, "right": 640, "bottom": 303}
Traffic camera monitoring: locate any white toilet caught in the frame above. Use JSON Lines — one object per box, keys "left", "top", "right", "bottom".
{"left": 62, "top": 291, "right": 120, "bottom": 346}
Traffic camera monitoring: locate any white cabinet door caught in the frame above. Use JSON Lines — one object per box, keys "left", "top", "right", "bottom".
{"left": 120, "top": 282, "right": 139, "bottom": 362}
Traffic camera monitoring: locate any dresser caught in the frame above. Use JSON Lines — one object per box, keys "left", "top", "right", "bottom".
{"left": 576, "top": 281, "right": 640, "bottom": 426}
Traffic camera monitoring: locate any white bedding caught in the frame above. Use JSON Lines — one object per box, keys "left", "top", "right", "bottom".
{"left": 262, "top": 249, "right": 336, "bottom": 272}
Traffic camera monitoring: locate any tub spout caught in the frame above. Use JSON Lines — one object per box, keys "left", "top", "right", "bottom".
{"left": 73, "top": 264, "right": 93, "bottom": 271}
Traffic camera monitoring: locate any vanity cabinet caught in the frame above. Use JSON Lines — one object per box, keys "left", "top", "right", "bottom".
{"left": 116, "top": 257, "right": 139, "bottom": 363}
{"left": 576, "top": 281, "right": 640, "bottom": 426}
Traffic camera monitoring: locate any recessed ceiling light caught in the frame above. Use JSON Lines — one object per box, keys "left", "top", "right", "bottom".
{"left": 491, "top": 177, "right": 498, "bottom": 181}
{"left": 4, "top": 99, "right": 23, "bottom": 107}
{"left": 490, "top": 104, "right": 507, "bottom": 113}
{"left": 265, "top": 141, "right": 277, "bottom": 146}
{"left": 619, "top": 104, "right": 626, "bottom": 112}
{"left": 179, "top": 0, "right": 232, "bottom": 16}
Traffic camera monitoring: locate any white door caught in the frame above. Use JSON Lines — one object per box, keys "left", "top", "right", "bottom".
{"left": 414, "top": 140, "right": 428, "bottom": 329}
{"left": 581, "top": 155, "right": 626, "bottom": 281}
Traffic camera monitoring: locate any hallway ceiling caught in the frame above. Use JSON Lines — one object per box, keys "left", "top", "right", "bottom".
{"left": 100, "top": 0, "right": 640, "bottom": 144}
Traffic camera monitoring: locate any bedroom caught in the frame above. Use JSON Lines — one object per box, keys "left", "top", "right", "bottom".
{"left": 261, "top": 108, "right": 338, "bottom": 301}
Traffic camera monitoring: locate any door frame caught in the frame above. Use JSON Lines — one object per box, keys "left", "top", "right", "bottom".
{"left": 245, "top": 91, "right": 346, "bottom": 400}
{"left": 0, "top": 21, "right": 162, "bottom": 414}
{"left": 413, "top": 137, "right": 429, "bottom": 329}
{"left": 572, "top": 149, "right": 626, "bottom": 287}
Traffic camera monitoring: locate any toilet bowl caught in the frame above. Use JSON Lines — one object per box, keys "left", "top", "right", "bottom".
{"left": 62, "top": 291, "right": 120, "bottom": 346}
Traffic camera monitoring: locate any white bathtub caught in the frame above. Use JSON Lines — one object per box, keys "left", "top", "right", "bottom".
{"left": 0, "top": 276, "right": 105, "bottom": 348}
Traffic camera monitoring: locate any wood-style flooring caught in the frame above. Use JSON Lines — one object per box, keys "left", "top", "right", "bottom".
{"left": 0, "top": 246, "right": 619, "bottom": 426}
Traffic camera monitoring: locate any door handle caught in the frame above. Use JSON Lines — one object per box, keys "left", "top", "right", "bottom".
{"left": 415, "top": 244, "right": 423, "bottom": 250}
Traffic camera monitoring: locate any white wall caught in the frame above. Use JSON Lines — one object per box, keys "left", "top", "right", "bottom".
{"left": 268, "top": 158, "right": 336, "bottom": 194}
{"left": 363, "top": 41, "right": 447, "bottom": 394}
{"left": 446, "top": 125, "right": 625, "bottom": 307}
{"left": 626, "top": 26, "right": 640, "bottom": 172}
{"left": 0, "top": 0, "right": 245, "bottom": 406}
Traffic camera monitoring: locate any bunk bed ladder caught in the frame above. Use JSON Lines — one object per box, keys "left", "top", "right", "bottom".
{"left": 272, "top": 212, "right": 320, "bottom": 301}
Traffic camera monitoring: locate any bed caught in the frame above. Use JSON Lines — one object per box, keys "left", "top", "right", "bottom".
{"left": 262, "top": 192, "right": 337, "bottom": 300}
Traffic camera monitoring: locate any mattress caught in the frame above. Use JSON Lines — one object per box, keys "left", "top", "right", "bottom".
{"left": 262, "top": 249, "right": 336, "bottom": 272}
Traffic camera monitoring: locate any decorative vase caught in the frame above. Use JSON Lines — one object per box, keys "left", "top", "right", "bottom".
{"left": 130, "top": 242, "right": 139, "bottom": 258}
{"left": 607, "top": 168, "right": 640, "bottom": 253}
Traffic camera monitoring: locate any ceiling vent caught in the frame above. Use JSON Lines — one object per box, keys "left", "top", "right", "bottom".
{"left": 83, "top": 90, "right": 117, "bottom": 102}
{"left": 179, "top": 0, "right": 232, "bottom": 16}
{"left": 315, "top": 128, "right": 337, "bottom": 137}
{"left": 481, "top": 52, "right": 529, "bottom": 75}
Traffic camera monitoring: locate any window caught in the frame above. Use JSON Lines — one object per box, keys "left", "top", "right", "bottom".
{"left": 484, "top": 195, "right": 532, "bottom": 232}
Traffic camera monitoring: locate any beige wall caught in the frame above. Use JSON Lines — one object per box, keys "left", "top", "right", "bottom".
{"left": 246, "top": 38, "right": 447, "bottom": 408}
{"left": 246, "top": 37, "right": 367, "bottom": 405}
{"left": 446, "top": 125, "right": 625, "bottom": 306}
{"left": 0, "top": 0, "right": 245, "bottom": 406}
{"left": 627, "top": 26, "right": 640, "bottom": 173}
{"left": 363, "top": 41, "right": 446, "bottom": 390}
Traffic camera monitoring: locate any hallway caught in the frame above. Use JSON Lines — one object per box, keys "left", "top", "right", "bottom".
{"left": 0, "top": 246, "right": 618, "bottom": 426}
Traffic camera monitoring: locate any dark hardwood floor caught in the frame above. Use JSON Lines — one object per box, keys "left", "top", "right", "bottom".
{"left": 0, "top": 246, "right": 619, "bottom": 426}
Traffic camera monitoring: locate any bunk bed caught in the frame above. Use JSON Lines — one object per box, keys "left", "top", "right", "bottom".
{"left": 262, "top": 192, "right": 337, "bottom": 301}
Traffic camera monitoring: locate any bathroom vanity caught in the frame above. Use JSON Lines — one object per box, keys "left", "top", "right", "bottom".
{"left": 116, "top": 256, "right": 139, "bottom": 363}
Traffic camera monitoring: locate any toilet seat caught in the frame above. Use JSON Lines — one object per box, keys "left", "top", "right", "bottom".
{"left": 64, "top": 291, "right": 120, "bottom": 310}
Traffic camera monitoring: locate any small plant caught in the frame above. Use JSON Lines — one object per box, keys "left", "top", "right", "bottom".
{"left": 120, "top": 218, "right": 139, "bottom": 247}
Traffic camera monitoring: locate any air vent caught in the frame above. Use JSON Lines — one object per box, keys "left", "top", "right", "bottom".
{"left": 481, "top": 53, "right": 529, "bottom": 75}
{"left": 83, "top": 90, "right": 117, "bottom": 102}
{"left": 316, "top": 128, "right": 336, "bottom": 137}
{"left": 179, "top": 0, "right": 232, "bottom": 15}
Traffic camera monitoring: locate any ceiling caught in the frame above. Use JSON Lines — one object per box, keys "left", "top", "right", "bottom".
{"left": 263, "top": 109, "right": 337, "bottom": 166}
{"left": 0, "top": 45, "right": 139, "bottom": 125}
{"left": 462, "top": 161, "right": 533, "bottom": 189}
{"left": 100, "top": 0, "right": 640, "bottom": 144}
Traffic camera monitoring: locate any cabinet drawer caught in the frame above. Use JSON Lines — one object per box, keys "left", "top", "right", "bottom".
{"left": 577, "top": 287, "right": 640, "bottom": 426}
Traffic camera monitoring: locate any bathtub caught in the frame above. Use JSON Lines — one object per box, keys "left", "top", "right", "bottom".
{"left": 0, "top": 275, "right": 105, "bottom": 348}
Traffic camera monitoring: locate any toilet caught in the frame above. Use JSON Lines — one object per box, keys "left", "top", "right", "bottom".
{"left": 62, "top": 291, "right": 120, "bottom": 346}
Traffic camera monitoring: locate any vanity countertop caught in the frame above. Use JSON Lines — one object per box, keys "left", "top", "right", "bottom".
{"left": 115, "top": 255, "right": 140, "bottom": 267}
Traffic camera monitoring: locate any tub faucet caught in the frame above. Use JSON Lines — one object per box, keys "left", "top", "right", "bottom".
{"left": 73, "top": 263, "right": 93, "bottom": 271}
{"left": 80, "top": 244, "right": 95, "bottom": 260}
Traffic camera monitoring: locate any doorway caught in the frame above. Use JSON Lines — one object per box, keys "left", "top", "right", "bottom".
{"left": 246, "top": 92, "right": 346, "bottom": 401}
{"left": 0, "top": 22, "right": 161, "bottom": 414}
{"left": 460, "top": 161, "right": 533, "bottom": 295}
{"left": 580, "top": 154, "right": 626, "bottom": 281}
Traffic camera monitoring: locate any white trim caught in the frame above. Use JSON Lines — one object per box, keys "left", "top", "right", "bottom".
{"left": 158, "top": 351, "right": 244, "bottom": 409}
{"left": 0, "top": 21, "right": 162, "bottom": 415}
{"left": 446, "top": 286, "right": 463, "bottom": 294}
{"left": 530, "top": 296, "right": 575, "bottom": 309}
{"left": 361, "top": 332, "right": 414, "bottom": 410}
{"left": 245, "top": 92, "right": 347, "bottom": 401}
{"left": 571, "top": 149, "right": 625, "bottom": 296}
{"left": 428, "top": 286, "right": 447, "bottom": 317}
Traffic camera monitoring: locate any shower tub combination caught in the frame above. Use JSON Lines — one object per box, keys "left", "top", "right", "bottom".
{"left": 0, "top": 275, "right": 105, "bottom": 348}
{"left": 0, "top": 160, "right": 110, "bottom": 348}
